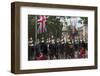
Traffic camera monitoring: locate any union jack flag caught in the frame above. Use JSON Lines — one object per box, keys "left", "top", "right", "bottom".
{"left": 37, "top": 15, "right": 47, "bottom": 33}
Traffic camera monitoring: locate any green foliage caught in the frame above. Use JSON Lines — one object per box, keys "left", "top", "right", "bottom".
{"left": 28, "top": 15, "right": 36, "bottom": 41}
{"left": 47, "top": 16, "right": 63, "bottom": 39}
{"left": 79, "top": 17, "right": 88, "bottom": 25}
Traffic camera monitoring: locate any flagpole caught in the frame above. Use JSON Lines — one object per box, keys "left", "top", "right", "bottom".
{"left": 35, "top": 16, "right": 37, "bottom": 45}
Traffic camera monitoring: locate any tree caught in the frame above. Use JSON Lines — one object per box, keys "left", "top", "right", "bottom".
{"left": 47, "top": 16, "right": 63, "bottom": 40}
{"left": 78, "top": 17, "right": 88, "bottom": 25}
{"left": 28, "top": 15, "right": 36, "bottom": 42}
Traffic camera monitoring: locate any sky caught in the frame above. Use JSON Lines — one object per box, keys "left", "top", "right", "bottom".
{"left": 66, "top": 17, "right": 83, "bottom": 28}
